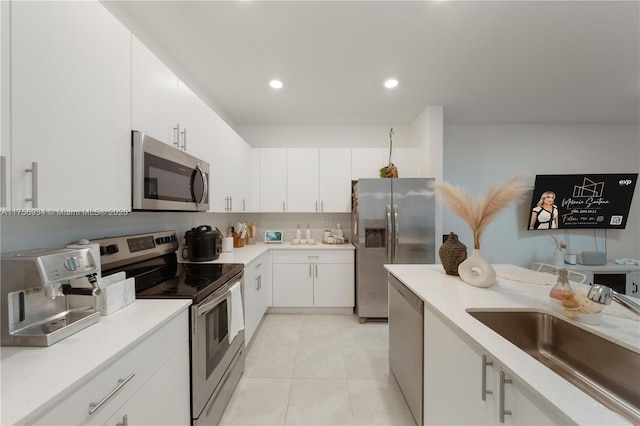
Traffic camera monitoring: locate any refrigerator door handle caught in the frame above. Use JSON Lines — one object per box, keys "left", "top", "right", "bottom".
{"left": 386, "top": 204, "right": 393, "bottom": 262}
{"left": 393, "top": 204, "right": 399, "bottom": 263}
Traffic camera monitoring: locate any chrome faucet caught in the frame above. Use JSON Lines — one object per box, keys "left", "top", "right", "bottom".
{"left": 587, "top": 284, "right": 640, "bottom": 315}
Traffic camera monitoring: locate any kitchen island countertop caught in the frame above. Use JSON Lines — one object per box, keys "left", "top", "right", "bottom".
{"left": 385, "top": 263, "right": 639, "bottom": 426}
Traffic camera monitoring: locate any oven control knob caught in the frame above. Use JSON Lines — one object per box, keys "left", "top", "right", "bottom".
{"left": 163, "top": 236, "right": 171, "bottom": 243}
{"left": 106, "top": 244, "right": 119, "bottom": 255}
{"left": 171, "top": 235, "right": 177, "bottom": 242}
{"left": 155, "top": 238, "right": 163, "bottom": 245}
{"left": 64, "top": 256, "right": 78, "bottom": 271}
{"left": 99, "top": 245, "right": 107, "bottom": 256}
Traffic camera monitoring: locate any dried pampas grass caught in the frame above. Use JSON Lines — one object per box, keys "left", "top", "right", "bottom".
{"left": 433, "top": 173, "right": 531, "bottom": 249}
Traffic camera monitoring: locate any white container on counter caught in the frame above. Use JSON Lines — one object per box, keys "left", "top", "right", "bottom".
{"left": 222, "top": 237, "right": 234, "bottom": 253}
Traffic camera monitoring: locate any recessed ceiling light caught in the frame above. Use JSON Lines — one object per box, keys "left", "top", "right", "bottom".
{"left": 384, "top": 79, "right": 399, "bottom": 89}
{"left": 269, "top": 79, "right": 283, "bottom": 89}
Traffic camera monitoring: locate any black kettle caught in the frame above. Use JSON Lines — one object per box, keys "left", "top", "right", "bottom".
{"left": 182, "top": 225, "right": 222, "bottom": 262}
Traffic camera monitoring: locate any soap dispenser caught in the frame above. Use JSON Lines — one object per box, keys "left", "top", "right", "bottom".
{"left": 305, "top": 225, "right": 311, "bottom": 240}
{"left": 296, "top": 225, "right": 302, "bottom": 241}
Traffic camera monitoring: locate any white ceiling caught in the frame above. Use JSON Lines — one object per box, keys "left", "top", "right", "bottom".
{"left": 106, "top": 0, "right": 640, "bottom": 126}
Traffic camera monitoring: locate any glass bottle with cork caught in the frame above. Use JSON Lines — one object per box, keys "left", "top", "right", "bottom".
{"left": 549, "top": 268, "right": 580, "bottom": 314}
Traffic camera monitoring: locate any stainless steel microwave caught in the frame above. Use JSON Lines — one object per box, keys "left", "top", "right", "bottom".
{"left": 132, "top": 131, "right": 209, "bottom": 212}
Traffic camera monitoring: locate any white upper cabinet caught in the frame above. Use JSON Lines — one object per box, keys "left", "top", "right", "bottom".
{"left": 1, "top": 2, "right": 10, "bottom": 209}
{"left": 9, "top": 0, "right": 131, "bottom": 210}
{"left": 131, "top": 36, "right": 180, "bottom": 147}
{"left": 287, "top": 148, "right": 319, "bottom": 212}
{"left": 176, "top": 80, "right": 217, "bottom": 161}
{"left": 319, "top": 148, "right": 351, "bottom": 212}
{"left": 259, "top": 148, "right": 287, "bottom": 212}
{"left": 288, "top": 148, "right": 352, "bottom": 213}
{"left": 223, "top": 128, "right": 253, "bottom": 212}
{"left": 208, "top": 117, "right": 253, "bottom": 212}
{"left": 132, "top": 37, "right": 219, "bottom": 159}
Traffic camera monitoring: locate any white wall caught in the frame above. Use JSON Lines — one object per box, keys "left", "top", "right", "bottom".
{"left": 237, "top": 124, "right": 412, "bottom": 148}
{"left": 443, "top": 124, "right": 640, "bottom": 267}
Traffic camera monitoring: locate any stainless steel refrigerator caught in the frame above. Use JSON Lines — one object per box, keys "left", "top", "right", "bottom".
{"left": 351, "top": 178, "right": 436, "bottom": 322}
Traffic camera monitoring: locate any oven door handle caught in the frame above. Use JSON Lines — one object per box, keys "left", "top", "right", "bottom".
{"left": 197, "top": 291, "right": 230, "bottom": 316}
{"left": 196, "top": 279, "right": 240, "bottom": 316}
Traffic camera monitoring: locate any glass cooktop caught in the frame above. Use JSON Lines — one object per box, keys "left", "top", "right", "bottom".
{"left": 106, "top": 254, "right": 243, "bottom": 303}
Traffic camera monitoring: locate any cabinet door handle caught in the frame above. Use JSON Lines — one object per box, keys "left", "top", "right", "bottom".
{"left": 309, "top": 264, "right": 312, "bottom": 277}
{"left": 283, "top": 201, "right": 286, "bottom": 212}
{"left": 181, "top": 127, "right": 187, "bottom": 151}
{"left": 173, "top": 125, "right": 180, "bottom": 148}
{"left": 242, "top": 198, "right": 246, "bottom": 212}
{"left": 25, "top": 161, "right": 38, "bottom": 208}
{"left": 315, "top": 264, "right": 318, "bottom": 277}
{"left": 88, "top": 373, "right": 135, "bottom": 415}
{"left": 321, "top": 200, "right": 324, "bottom": 212}
{"left": 116, "top": 414, "right": 128, "bottom": 426}
{"left": 633, "top": 282, "right": 638, "bottom": 293}
{"left": 499, "top": 371, "right": 513, "bottom": 423}
{"left": 256, "top": 275, "right": 261, "bottom": 291}
{"left": 1, "top": 155, "right": 6, "bottom": 208}
{"left": 481, "top": 355, "right": 493, "bottom": 401}
{"left": 315, "top": 201, "right": 318, "bottom": 212}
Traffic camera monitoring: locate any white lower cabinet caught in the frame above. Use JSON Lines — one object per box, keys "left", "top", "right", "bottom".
{"left": 424, "top": 307, "right": 563, "bottom": 425}
{"left": 31, "top": 310, "right": 190, "bottom": 426}
{"left": 105, "top": 344, "right": 190, "bottom": 426}
{"left": 244, "top": 251, "right": 270, "bottom": 344}
{"left": 271, "top": 250, "right": 354, "bottom": 308}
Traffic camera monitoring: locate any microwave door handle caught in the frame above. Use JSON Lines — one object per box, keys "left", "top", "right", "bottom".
{"left": 194, "top": 165, "right": 208, "bottom": 205}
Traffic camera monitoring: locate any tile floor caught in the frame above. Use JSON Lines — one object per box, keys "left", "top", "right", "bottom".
{"left": 219, "top": 313, "right": 416, "bottom": 426}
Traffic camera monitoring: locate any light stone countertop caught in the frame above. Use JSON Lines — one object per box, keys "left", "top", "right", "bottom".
{"left": 181, "top": 241, "right": 355, "bottom": 266}
{"left": 0, "top": 299, "right": 191, "bottom": 426}
{"left": 385, "top": 264, "right": 640, "bottom": 426}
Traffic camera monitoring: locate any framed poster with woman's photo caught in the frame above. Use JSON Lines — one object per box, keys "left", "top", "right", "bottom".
{"left": 528, "top": 173, "right": 637, "bottom": 230}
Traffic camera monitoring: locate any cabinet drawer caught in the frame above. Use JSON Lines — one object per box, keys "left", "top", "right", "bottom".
{"left": 248, "top": 252, "right": 269, "bottom": 275}
{"left": 272, "top": 250, "right": 354, "bottom": 264}
{"left": 31, "top": 310, "right": 188, "bottom": 425}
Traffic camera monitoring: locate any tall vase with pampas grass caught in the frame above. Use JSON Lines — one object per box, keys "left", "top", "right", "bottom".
{"left": 433, "top": 174, "right": 530, "bottom": 288}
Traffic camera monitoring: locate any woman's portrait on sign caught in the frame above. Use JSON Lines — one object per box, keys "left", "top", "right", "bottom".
{"left": 529, "top": 190, "right": 559, "bottom": 229}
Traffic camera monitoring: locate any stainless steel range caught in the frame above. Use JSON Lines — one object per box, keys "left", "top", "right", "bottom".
{"left": 92, "top": 230, "right": 244, "bottom": 425}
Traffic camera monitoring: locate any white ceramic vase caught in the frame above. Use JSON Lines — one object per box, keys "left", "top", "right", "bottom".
{"left": 457, "top": 249, "right": 497, "bottom": 288}
{"left": 552, "top": 250, "right": 565, "bottom": 267}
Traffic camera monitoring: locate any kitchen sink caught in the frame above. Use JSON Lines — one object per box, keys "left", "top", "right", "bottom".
{"left": 467, "top": 309, "right": 640, "bottom": 424}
